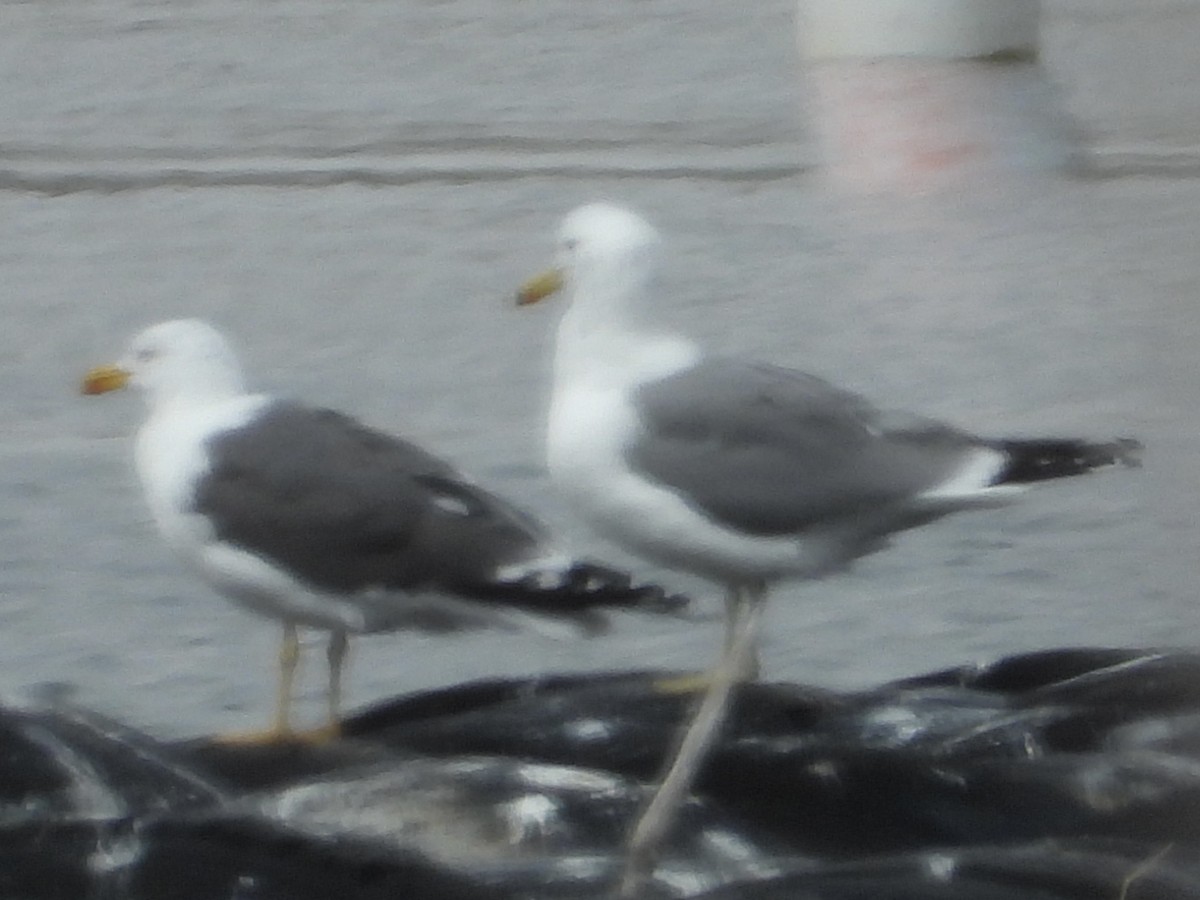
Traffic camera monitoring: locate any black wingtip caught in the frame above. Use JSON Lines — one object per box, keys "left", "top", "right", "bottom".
{"left": 560, "top": 561, "right": 691, "bottom": 616}
{"left": 1111, "top": 436, "right": 1143, "bottom": 468}
{"left": 478, "top": 560, "right": 691, "bottom": 621}
{"left": 993, "top": 436, "right": 1143, "bottom": 485}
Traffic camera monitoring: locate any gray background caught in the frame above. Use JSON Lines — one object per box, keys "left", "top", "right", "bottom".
{"left": 1, "top": 0, "right": 1197, "bottom": 737}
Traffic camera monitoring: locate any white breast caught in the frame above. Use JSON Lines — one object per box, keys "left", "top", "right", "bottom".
{"left": 546, "top": 338, "right": 834, "bottom": 583}
{"left": 134, "top": 394, "right": 271, "bottom": 559}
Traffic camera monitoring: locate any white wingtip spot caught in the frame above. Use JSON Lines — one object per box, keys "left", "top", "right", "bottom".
{"left": 920, "top": 447, "right": 1012, "bottom": 502}
{"left": 500, "top": 793, "right": 561, "bottom": 844}
{"left": 493, "top": 554, "right": 575, "bottom": 587}
{"left": 566, "top": 717, "right": 614, "bottom": 743}
{"left": 430, "top": 493, "right": 474, "bottom": 516}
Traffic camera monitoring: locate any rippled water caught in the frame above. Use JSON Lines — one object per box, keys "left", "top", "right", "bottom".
{"left": 0, "top": 0, "right": 1196, "bottom": 737}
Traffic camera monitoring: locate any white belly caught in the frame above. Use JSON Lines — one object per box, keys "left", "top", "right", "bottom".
{"left": 547, "top": 385, "right": 841, "bottom": 585}
{"left": 133, "top": 397, "right": 369, "bottom": 630}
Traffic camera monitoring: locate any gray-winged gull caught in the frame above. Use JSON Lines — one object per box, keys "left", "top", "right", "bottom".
{"left": 516, "top": 202, "right": 1141, "bottom": 894}
{"left": 81, "top": 318, "right": 684, "bottom": 742}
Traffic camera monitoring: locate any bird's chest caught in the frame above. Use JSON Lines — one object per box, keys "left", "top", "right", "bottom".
{"left": 546, "top": 336, "right": 692, "bottom": 493}
{"left": 546, "top": 335, "right": 709, "bottom": 552}
{"left": 547, "top": 385, "right": 680, "bottom": 545}
{"left": 134, "top": 416, "right": 223, "bottom": 554}
{"left": 548, "top": 384, "right": 632, "bottom": 486}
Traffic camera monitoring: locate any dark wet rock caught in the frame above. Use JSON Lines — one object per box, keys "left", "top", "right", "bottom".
{"left": 0, "top": 813, "right": 509, "bottom": 900}
{"left": 694, "top": 839, "right": 1200, "bottom": 900}
{"left": 0, "top": 705, "right": 223, "bottom": 822}
{"left": 243, "top": 755, "right": 793, "bottom": 896}
{"left": 5, "top": 647, "right": 1200, "bottom": 898}
{"left": 888, "top": 647, "right": 1153, "bottom": 693}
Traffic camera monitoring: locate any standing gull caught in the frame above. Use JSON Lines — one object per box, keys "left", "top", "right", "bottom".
{"left": 81, "top": 319, "right": 683, "bottom": 741}
{"left": 516, "top": 202, "right": 1141, "bottom": 893}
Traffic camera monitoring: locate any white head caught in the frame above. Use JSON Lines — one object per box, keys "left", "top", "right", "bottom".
{"left": 517, "top": 203, "right": 663, "bottom": 327}
{"left": 554, "top": 202, "right": 662, "bottom": 289}
{"left": 82, "top": 319, "right": 247, "bottom": 412}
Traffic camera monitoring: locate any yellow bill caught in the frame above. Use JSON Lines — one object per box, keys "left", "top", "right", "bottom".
{"left": 516, "top": 268, "right": 564, "bottom": 306}
{"left": 81, "top": 364, "right": 131, "bottom": 395}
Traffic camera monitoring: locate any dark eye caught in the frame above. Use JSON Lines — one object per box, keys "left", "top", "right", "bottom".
{"left": 563, "top": 238, "right": 578, "bottom": 251}
{"left": 136, "top": 347, "right": 158, "bottom": 363}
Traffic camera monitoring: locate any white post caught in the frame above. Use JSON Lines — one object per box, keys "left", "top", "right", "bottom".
{"left": 798, "top": 0, "right": 1061, "bottom": 190}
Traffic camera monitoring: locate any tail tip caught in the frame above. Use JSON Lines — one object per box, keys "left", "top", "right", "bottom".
{"left": 564, "top": 562, "right": 689, "bottom": 614}
{"left": 1111, "top": 436, "right": 1143, "bottom": 469}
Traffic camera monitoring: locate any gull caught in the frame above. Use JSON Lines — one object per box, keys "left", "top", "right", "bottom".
{"left": 516, "top": 202, "right": 1141, "bottom": 893}
{"left": 81, "top": 318, "right": 684, "bottom": 742}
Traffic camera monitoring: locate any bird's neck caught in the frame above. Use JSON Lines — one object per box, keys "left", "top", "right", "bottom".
{"left": 573, "top": 258, "right": 656, "bottom": 318}
{"left": 146, "top": 380, "right": 247, "bottom": 419}
{"left": 551, "top": 258, "right": 700, "bottom": 386}
{"left": 553, "top": 306, "right": 698, "bottom": 391}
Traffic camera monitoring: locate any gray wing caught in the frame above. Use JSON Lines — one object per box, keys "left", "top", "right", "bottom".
{"left": 627, "top": 359, "right": 984, "bottom": 536}
{"left": 192, "top": 402, "right": 548, "bottom": 596}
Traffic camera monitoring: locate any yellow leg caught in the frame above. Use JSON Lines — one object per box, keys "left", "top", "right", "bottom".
{"left": 207, "top": 624, "right": 350, "bottom": 746}
{"left": 273, "top": 621, "right": 300, "bottom": 736}
{"left": 213, "top": 621, "right": 301, "bottom": 746}
{"left": 653, "top": 589, "right": 763, "bottom": 698}
{"left": 324, "top": 629, "right": 348, "bottom": 736}
{"left": 620, "top": 583, "right": 767, "bottom": 897}
{"left": 722, "top": 588, "right": 761, "bottom": 681}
